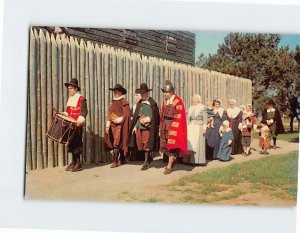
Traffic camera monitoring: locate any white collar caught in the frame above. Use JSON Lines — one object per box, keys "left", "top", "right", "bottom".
{"left": 267, "top": 108, "right": 275, "bottom": 112}
{"left": 167, "top": 95, "right": 176, "bottom": 105}
{"left": 214, "top": 107, "right": 224, "bottom": 117}
{"left": 227, "top": 107, "right": 241, "bottom": 118}
{"left": 113, "top": 95, "right": 124, "bottom": 101}
{"left": 225, "top": 127, "right": 232, "bottom": 132}
{"left": 66, "top": 92, "right": 81, "bottom": 107}
{"left": 141, "top": 98, "right": 151, "bottom": 105}
{"left": 188, "top": 103, "right": 204, "bottom": 117}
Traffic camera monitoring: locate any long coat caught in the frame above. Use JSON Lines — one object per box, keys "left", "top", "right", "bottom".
{"left": 127, "top": 97, "right": 160, "bottom": 152}
{"left": 160, "top": 95, "right": 188, "bottom": 157}
{"left": 262, "top": 107, "right": 284, "bottom": 135}
{"left": 105, "top": 98, "right": 131, "bottom": 153}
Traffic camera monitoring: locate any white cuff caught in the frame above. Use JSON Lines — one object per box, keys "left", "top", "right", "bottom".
{"left": 115, "top": 116, "right": 123, "bottom": 124}
{"left": 77, "top": 115, "right": 85, "bottom": 124}
{"left": 106, "top": 121, "right": 111, "bottom": 128}
{"left": 143, "top": 116, "right": 151, "bottom": 123}
{"left": 62, "top": 112, "right": 68, "bottom": 116}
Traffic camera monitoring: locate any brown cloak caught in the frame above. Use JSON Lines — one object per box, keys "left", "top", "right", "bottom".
{"left": 127, "top": 97, "right": 160, "bottom": 152}
{"left": 105, "top": 98, "right": 131, "bottom": 153}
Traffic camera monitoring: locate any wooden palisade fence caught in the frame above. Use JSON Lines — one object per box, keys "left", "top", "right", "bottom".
{"left": 26, "top": 28, "right": 252, "bottom": 170}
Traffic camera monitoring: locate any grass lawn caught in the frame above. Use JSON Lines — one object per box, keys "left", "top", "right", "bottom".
{"left": 163, "top": 151, "right": 298, "bottom": 206}
{"left": 252, "top": 132, "right": 299, "bottom": 142}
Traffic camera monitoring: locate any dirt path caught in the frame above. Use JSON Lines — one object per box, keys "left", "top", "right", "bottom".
{"left": 25, "top": 139, "right": 299, "bottom": 203}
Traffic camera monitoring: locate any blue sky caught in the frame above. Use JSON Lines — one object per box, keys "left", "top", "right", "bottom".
{"left": 192, "top": 31, "right": 300, "bottom": 59}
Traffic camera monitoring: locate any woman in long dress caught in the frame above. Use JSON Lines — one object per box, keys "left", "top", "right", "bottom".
{"left": 227, "top": 99, "right": 243, "bottom": 155}
{"left": 184, "top": 94, "right": 207, "bottom": 165}
{"left": 205, "top": 99, "right": 227, "bottom": 159}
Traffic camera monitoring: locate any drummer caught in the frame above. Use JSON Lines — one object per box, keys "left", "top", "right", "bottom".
{"left": 62, "top": 78, "right": 88, "bottom": 172}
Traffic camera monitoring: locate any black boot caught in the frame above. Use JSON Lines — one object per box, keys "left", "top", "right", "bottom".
{"left": 71, "top": 154, "right": 83, "bottom": 172}
{"left": 163, "top": 153, "right": 168, "bottom": 163}
{"left": 65, "top": 153, "right": 76, "bottom": 171}
{"left": 141, "top": 151, "right": 152, "bottom": 170}
{"left": 110, "top": 148, "right": 119, "bottom": 168}
{"left": 273, "top": 137, "right": 277, "bottom": 149}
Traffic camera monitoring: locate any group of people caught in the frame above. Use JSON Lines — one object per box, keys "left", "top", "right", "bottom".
{"left": 60, "top": 78, "right": 285, "bottom": 174}
{"left": 187, "top": 97, "right": 284, "bottom": 164}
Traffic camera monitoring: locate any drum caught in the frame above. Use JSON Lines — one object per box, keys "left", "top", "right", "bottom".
{"left": 46, "top": 113, "right": 77, "bottom": 144}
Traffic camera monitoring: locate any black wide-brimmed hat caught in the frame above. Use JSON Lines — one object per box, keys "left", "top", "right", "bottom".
{"left": 109, "top": 84, "right": 127, "bottom": 95}
{"left": 161, "top": 80, "right": 175, "bottom": 93}
{"left": 65, "top": 78, "right": 80, "bottom": 91}
{"left": 139, "top": 83, "right": 152, "bottom": 93}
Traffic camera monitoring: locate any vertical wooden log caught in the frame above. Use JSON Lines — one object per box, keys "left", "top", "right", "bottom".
{"left": 75, "top": 38, "right": 80, "bottom": 81}
{"left": 46, "top": 32, "right": 54, "bottom": 168}
{"left": 69, "top": 37, "right": 77, "bottom": 163}
{"left": 55, "top": 35, "right": 64, "bottom": 167}
{"left": 62, "top": 35, "right": 69, "bottom": 165}
{"left": 39, "top": 30, "right": 47, "bottom": 168}
{"left": 70, "top": 37, "right": 76, "bottom": 83}
{"left": 88, "top": 41, "right": 95, "bottom": 164}
{"left": 101, "top": 45, "right": 107, "bottom": 162}
{"left": 34, "top": 29, "right": 43, "bottom": 170}
{"left": 117, "top": 49, "right": 122, "bottom": 85}
{"left": 51, "top": 34, "right": 59, "bottom": 167}
{"left": 79, "top": 40, "right": 86, "bottom": 163}
{"left": 160, "top": 60, "right": 165, "bottom": 106}
{"left": 127, "top": 52, "right": 133, "bottom": 107}
{"left": 85, "top": 42, "right": 91, "bottom": 164}
{"left": 29, "top": 28, "right": 37, "bottom": 170}
{"left": 106, "top": 46, "right": 112, "bottom": 162}
{"left": 149, "top": 57, "right": 155, "bottom": 102}
{"left": 26, "top": 84, "right": 32, "bottom": 171}
{"left": 132, "top": 53, "right": 137, "bottom": 97}
{"left": 153, "top": 57, "right": 157, "bottom": 106}
{"left": 99, "top": 45, "right": 104, "bottom": 163}
{"left": 95, "top": 44, "right": 101, "bottom": 164}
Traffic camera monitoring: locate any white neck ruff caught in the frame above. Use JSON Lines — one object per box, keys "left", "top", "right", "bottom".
{"left": 227, "top": 107, "right": 241, "bottom": 119}
{"left": 188, "top": 103, "right": 204, "bottom": 117}
{"left": 67, "top": 92, "right": 81, "bottom": 107}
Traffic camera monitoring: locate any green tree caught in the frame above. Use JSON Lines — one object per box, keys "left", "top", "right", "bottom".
{"left": 195, "top": 52, "right": 208, "bottom": 68}
{"left": 294, "top": 45, "right": 300, "bottom": 92}
{"left": 203, "top": 33, "right": 298, "bottom": 114}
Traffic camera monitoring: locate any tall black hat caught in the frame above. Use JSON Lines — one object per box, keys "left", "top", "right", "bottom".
{"left": 109, "top": 84, "right": 127, "bottom": 95}
{"left": 139, "top": 83, "right": 152, "bottom": 93}
{"left": 64, "top": 78, "right": 81, "bottom": 91}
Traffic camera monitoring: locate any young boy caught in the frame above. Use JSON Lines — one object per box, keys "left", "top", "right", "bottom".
{"left": 241, "top": 116, "right": 252, "bottom": 156}
{"left": 217, "top": 120, "right": 233, "bottom": 161}
{"left": 257, "top": 120, "right": 271, "bottom": 155}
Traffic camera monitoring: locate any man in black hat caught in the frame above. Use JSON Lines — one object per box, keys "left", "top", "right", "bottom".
{"left": 127, "top": 88, "right": 144, "bottom": 161}
{"left": 128, "top": 83, "right": 160, "bottom": 170}
{"left": 262, "top": 99, "right": 284, "bottom": 149}
{"left": 63, "top": 78, "right": 88, "bottom": 172}
{"left": 105, "top": 84, "right": 131, "bottom": 168}
{"left": 288, "top": 91, "right": 299, "bottom": 133}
